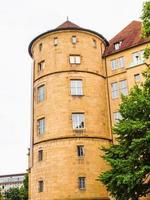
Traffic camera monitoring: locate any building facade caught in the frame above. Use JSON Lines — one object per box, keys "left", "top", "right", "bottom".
{"left": 0, "top": 173, "right": 25, "bottom": 193}
{"left": 28, "top": 20, "right": 149, "bottom": 200}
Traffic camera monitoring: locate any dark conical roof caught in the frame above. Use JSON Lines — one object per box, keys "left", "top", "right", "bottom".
{"left": 56, "top": 20, "right": 80, "bottom": 29}
{"left": 28, "top": 20, "right": 109, "bottom": 57}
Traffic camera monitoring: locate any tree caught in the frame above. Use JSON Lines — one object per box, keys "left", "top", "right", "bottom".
{"left": 99, "top": 1, "right": 150, "bottom": 199}
{"left": 3, "top": 174, "right": 28, "bottom": 200}
{"left": 4, "top": 187, "right": 20, "bottom": 200}
{"left": 141, "top": 1, "right": 150, "bottom": 59}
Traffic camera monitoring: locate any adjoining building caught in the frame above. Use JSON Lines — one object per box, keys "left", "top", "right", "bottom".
{"left": 0, "top": 173, "right": 25, "bottom": 192}
{"left": 28, "top": 20, "right": 149, "bottom": 200}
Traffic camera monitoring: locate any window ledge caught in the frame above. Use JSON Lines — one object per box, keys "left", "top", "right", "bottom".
{"left": 73, "top": 129, "right": 85, "bottom": 134}
{"left": 129, "top": 61, "right": 145, "bottom": 68}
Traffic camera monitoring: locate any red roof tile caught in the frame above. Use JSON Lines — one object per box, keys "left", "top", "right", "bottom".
{"left": 56, "top": 20, "right": 80, "bottom": 29}
{"left": 104, "top": 21, "right": 148, "bottom": 56}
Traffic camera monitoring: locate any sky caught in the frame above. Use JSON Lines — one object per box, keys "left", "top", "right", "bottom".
{"left": 0, "top": 0, "right": 145, "bottom": 175}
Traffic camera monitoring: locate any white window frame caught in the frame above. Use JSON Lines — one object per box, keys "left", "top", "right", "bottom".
{"left": 70, "top": 80, "right": 83, "bottom": 96}
{"left": 38, "top": 118, "right": 45, "bottom": 134}
{"left": 120, "top": 80, "right": 128, "bottom": 96}
{"left": 131, "top": 50, "right": 144, "bottom": 66}
{"left": 114, "top": 112, "right": 122, "bottom": 123}
{"left": 114, "top": 41, "right": 122, "bottom": 50}
{"left": 72, "top": 113, "right": 85, "bottom": 129}
{"left": 69, "top": 55, "right": 81, "bottom": 64}
{"left": 111, "top": 57, "right": 124, "bottom": 70}
{"left": 54, "top": 37, "right": 58, "bottom": 46}
{"left": 111, "top": 82, "right": 119, "bottom": 99}
{"left": 37, "top": 85, "right": 45, "bottom": 102}
{"left": 72, "top": 36, "right": 77, "bottom": 44}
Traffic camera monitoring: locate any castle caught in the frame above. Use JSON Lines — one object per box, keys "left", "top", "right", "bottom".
{"left": 28, "top": 20, "right": 149, "bottom": 200}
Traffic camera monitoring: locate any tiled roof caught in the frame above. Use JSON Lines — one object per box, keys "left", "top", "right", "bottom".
{"left": 56, "top": 20, "right": 80, "bottom": 29}
{"left": 104, "top": 21, "right": 148, "bottom": 56}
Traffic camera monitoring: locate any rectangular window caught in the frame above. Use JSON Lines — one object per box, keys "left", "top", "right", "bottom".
{"left": 38, "top": 180, "right": 44, "bottom": 192}
{"left": 54, "top": 37, "right": 58, "bottom": 46}
{"left": 114, "top": 112, "right": 122, "bottom": 123}
{"left": 120, "top": 80, "right": 128, "bottom": 95}
{"left": 132, "top": 50, "right": 144, "bottom": 66}
{"left": 79, "top": 177, "right": 86, "bottom": 189}
{"left": 93, "top": 39, "right": 97, "bottom": 48}
{"left": 111, "top": 82, "right": 119, "bottom": 99}
{"left": 134, "top": 74, "right": 141, "bottom": 82}
{"left": 111, "top": 57, "right": 124, "bottom": 70}
{"left": 70, "top": 80, "right": 83, "bottom": 96}
{"left": 77, "top": 145, "right": 84, "bottom": 157}
{"left": 39, "top": 43, "right": 42, "bottom": 51}
{"left": 38, "top": 150, "right": 43, "bottom": 161}
{"left": 69, "top": 55, "right": 81, "bottom": 64}
{"left": 72, "top": 36, "right": 77, "bottom": 44}
{"left": 72, "top": 113, "right": 85, "bottom": 129}
{"left": 37, "top": 118, "right": 45, "bottom": 134}
{"left": 38, "top": 61, "right": 45, "bottom": 72}
{"left": 37, "top": 85, "right": 45, "bottom": 102}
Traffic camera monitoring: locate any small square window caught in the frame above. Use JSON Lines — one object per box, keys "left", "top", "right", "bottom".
{"left": 134, "top": 74, "right": 141, "bottom": 82}
{"left": 72, "top": 36, "right": 77, "bottom": 44}
{"left": 54, "top": 37, "right": 58, "bottom": 46}
{"left": 72, "top": 113, "right": 85, "bottom": 129}
{"left": 79, "top": 177, "right": 86, "bottom": 189}
{"left": 37, "top": 85, "right": 45, "bottom": 102}
{"left": 38, "top": 149, "right": 43, "bottom": 161}
{"left": 37, "top": 118, "right": 45, "bottom": 135}
{"left": 38, "top": 180, "right": 44, "bottom": 192}
{"left": 114, "top": 41, "right": 122, "bottom": 50}
{"left": 69, "top": 55, "right": 81, "bottom": 64}
{"left": 77, "top": 145, "right": 84, "bottom": 157}
{"left": 38, "top": 61, "right": 45, "bottom": 72}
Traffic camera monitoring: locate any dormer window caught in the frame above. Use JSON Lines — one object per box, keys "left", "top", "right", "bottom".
{"left": 114, "top": 41, "right": 122, "bottom": 50}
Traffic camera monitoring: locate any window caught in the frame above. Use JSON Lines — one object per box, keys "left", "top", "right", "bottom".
{"left": 111, "top": 82, "right": 119, "bottom": 99}
{"left": 134, "top": 74, "right": 141, "bottom": 82}
{"left": 54, "top": 37, "right": 58, "bottom": 46}
{"left": 70, "top": 80, "right": 83, "bottom": 96}
{"left": 79, "top": 177, "right": 86, "bottom": 189}
{"left": 72, "top": 113, "right": 85, "bottom": 129}
{"left": 38, "top": 180, "right": 44, "bottom": 192}
{"left": 72, "top": 36, "right": 77, "bottom": 44}
{"left": 37, "top": 85, "right": 45, "bottom": 102}
{"left": 120, "top": 80, "right": 128, "bottom": 95}
{"left": 69, "top": 55, "right": 81, "bottom": 64}
{"left": 38, "top": 61, "right": 45, "bottom": 72}
{"left": 93, "top": 39, "right": 97, "bottom": 48}
{"left": 38, "top": 149, "right": 43, "bottom": 161}
{"left": 37, "top": 118, "right": 45, "bottom": 134}
{"left": 114, "top": 41, "right": 122, "bottom": 50}
{"left": 111, "top": 57, "right": 124, "bottom": 70}
{"left": 131, "top": 50, "right": 144, "bottom": 66}
{"left": 77, "top": 145, "right": 84, "bottom": 157}
{"left": 114, "top": 112, "right": 122, "bottom": 123}
{"left": 39, "top": 43, "right": 42, "bottom": 51}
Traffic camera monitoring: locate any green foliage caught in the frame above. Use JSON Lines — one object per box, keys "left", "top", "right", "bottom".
{"left": 141, "top": 1, "right": 150, "bottom": 59}
{"left": 4, "top": 174, "right": 28, "bottom": 200}
{"left": 141, "top": 1, "right": 150, "bottom": 39}
{"left": 99, "top": 68, "right": 150, "bottom": 200}
{"left": 4, "top": 187, "right": 20, "bottom": 200}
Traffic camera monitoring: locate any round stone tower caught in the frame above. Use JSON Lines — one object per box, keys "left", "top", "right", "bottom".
{"left": 28, "top": 20, "right": 112, "bottom": 200}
